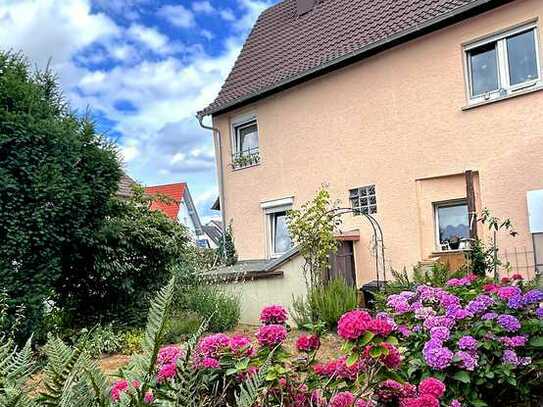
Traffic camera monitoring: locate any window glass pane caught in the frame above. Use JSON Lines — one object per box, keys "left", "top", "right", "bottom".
{"left": 534, "top": 233, "right": 543, "bottom": 266}
{"left": 469, "top": 42, "right": 499, "bottom": 96}
{"left": 437, "top": 204, "right": 470, "bottom": 246}
{"left": 507, "top": 29, "right": 539, "bottom": 86}
{"left": 238, "top": 123, "right": 258, "bottom": 152}
{"left": 273, "top": 212, "right": 292, "bottom": 254}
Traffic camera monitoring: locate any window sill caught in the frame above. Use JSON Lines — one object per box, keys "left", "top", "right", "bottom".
{"left": 232, "top": 162, "right": 261, "bottom": 172}
{"left": 462, "top": 84, "right": 543, "bottom": 111}
{"left": 431, "top": 249, "right": 471, "bottom": 256}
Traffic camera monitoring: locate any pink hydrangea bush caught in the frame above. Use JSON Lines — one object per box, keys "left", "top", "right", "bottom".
{"left": 383, "top": 273, "right": 543, "bottom": 406}
{"left": 260, "top": 304, "right": 288, "bottom": 325}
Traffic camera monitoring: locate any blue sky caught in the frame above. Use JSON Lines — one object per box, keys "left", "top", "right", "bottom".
{"left": 0, "top": 0, "right": 277, "bottom": 221}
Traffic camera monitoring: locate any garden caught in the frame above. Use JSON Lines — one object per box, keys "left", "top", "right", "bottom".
{"left": 1, "top": 51, "right": 542, "bottom": 407}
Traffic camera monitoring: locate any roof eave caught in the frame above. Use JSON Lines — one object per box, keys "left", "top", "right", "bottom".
{"left": 199, "top": 0, "right": 512, "bottom": 118}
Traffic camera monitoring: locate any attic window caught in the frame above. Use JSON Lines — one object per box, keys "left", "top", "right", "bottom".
{"left": 350, "top": 185, "right": 377, "bottom": 215}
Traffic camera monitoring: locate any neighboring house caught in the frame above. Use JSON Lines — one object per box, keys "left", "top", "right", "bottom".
{"left": 202, "top": 220, "right": 224, "bottom": 249}
{"left": 198, "top": 0, "right": 543, "bottom": 321}
{"left": 145, "top": 182, "right": 211, "bottom": 247}
{"left": 117, "top": 172, "right": 137, "bottom": 200}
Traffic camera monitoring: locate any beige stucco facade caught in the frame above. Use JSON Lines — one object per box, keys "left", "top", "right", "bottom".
{"left": 212, "top": 0, "right": 543, "bottom": 287}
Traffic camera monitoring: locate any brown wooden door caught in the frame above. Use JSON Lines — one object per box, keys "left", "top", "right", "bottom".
{"left": 327, "top": 241, "right": 356, "bottom": 287}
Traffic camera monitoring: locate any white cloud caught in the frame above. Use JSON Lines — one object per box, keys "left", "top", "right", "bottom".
{"left": 0, "top": 0, "right": 274, "bottom": 218}
{"left": 157, "top": 4, "right": 195, "bottom": 28}
{"left": 0, "top": 0, "right": 119, "bottom": 68}
{"left": 192, "top": 1, "right": 215, "bottom": 14}
{"left": 219, "top": 9, "right": 236, "bottom": 22}
{"left": 127, "top": 24, "right": 171, "bottom": 54}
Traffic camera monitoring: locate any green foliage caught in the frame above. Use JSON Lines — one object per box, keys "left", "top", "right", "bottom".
{"left": 163, "top": 311, "right": 203, "bottom": 344}
{"left": 80, "top": 324, "right": 123, "bottom": 355}
{"left": 120, "top": 329, "right": 144, "bottom": 355}
{"left": 217, "top": 222, "right": 238, "bottom": 266}
{"left": 235, "top": 350, "right": 274, "bottom": 407}
{"left": 309, "top": 278, "right": 358, "bottom": 329}
{"left": 290, "top": 294, "right": 314, "bottom": 329}
{"left": 0, "top": 51, "right": 121, "bottom": 339}
{"left": 288, "top": 185, "right": 339, "bottom": 290}
{"left": 181, "top": 285, "right": 240, "bottom": 332}
{"left": 56, "top": 186, "right": 191, "bottom": 329}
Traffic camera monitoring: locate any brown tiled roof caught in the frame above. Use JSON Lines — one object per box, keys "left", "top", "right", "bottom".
{"left": 117, "top": 172, "right": 137, "bottom": 199}
{"left": 200, "top": 0, "right": 510, "bottom": 116}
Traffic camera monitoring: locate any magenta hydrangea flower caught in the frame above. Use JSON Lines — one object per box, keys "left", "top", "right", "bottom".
{"left": 368, "top": 318, "right": 393, "bottom": 337}
{"left": 418, "top": 377, "right": 446, "bottom": 399}
{"left": 458, "top": 335, "right": 478, "bottom": 352}
{"left": 157, "top": 363, "right": 177, "bottom": 382}
{"left": 157, "top": 345, "right": 183, "bottom": 367}
{"left": 355, "top": 399, "right": 374, "bottom": 407}
{"left": 455, "top": 351, "right": 478, "bottom": 371}
{"left": 256, "top": 324, "right": 287, "bottom": 347}
{"left": 260, "top": 304, "right": 288, "bottom": 325}
{"left": 143, "top": 390, "right": 154, "bottom": 404}
{"left": 296, "top": 334, "right": 320, "bottom": 352}
{"left": 230, "top": 335, "right": 255, "bottom": 357}
{"left": 423, "top": 341, "right": 453, "bottom": 370}
{"left": 500, "top": 335, "right": 528, "bottom": 348}
{"left": 201, "top": 357, "right": 221, "bottom": 369}
{"left": 197, "top": 333, "right": 230, "bottom": 358}
{"left": 397, "top": 325, "right": 412, "bottom": 337}
{"left": 502, "top": 349, "right": 520, "bottom": 366}
{"left": 449, "top": 400, "right": 462, "bottom": 407}
{"left": 481, "top": 312, "right": 498, "bottom": 320}
{"left": 423, "top": 316, "right": 455, "bottom": 331}
{"left": 110, "top": 379, "right": 129, "bottom": 401}
{"left": 446, "top": 305, "right": 473, "bottom": 320}
{"left": 430, "top": 327, "right": 450, "bottom": 342}
{"left": 387, "top": 295, "right": 411, "bottom": 314}
{"left": 329, "top": 391, "right": 355, "bottom": 407}
{"left": 337, "top": 310, "right": 372, "bottom": 340}
{"left": 380, "top": 343, "right": 402, "bottom": 369}
{"left": 497, "top": 286, "right": 522, "bottom": 300}
{"left": 400, "top": 394, "right": 440, "bottom": 407}
{"left": 497, "top": 314, "right": 521, "bottom": 332}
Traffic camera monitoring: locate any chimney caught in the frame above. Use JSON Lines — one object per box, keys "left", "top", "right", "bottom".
{"left": 297, "top": 0, "right": 315, "bottom": 16}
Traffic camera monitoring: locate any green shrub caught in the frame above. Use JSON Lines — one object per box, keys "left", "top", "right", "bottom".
{"left": 290, "top": 294, "right": 313, "bottom": 329}
{"left": 309, "top": 278, "right": 358, "bottom": 329}
{"left": 120, "top": 328, "right": 144, "bottom": 355}
{"left": 183, "top": 285, "right": 240, "bottom": 332}
{"left": 163, "top": 311, "right": 203, "bottom": 344}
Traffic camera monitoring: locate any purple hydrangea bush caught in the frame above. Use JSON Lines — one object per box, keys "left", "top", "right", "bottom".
{"left": 384, "top": 274, "right": 543, "bottom": 405}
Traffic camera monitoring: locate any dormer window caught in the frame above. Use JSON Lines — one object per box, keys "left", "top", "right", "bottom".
{"left": 232, "top": 118, "right": 260, "bottom": 169}
{"left": 465, "top": 23, "right": 541, "bottom": 104}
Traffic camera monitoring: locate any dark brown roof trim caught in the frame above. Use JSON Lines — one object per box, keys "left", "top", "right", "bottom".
{"left": 199, "top": 0, "right": 513, "bottom": 118}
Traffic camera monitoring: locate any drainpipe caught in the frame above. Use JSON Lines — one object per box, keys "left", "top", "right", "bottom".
{"left": 197, "top": 113, "right": 226, "bottom": 255}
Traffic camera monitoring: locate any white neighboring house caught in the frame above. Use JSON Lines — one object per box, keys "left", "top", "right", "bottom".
{"left": 144, "top": 182, "right": 212, "bottom": 248}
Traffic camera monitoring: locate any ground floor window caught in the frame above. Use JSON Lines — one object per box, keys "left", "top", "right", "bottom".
{"left": 270, "top": 211, "right": 293, "bottom": 256}
{"left": 435, "top": 200, "right": 470, "bottom": 251}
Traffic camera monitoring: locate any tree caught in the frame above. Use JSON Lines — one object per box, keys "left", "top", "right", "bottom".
{"left": 0, "top": 51, "right": 121, "bottom": 338}
{"left": 218, "top": 223, "right": 238, "bottom": 266}
{"left": 287, "top": 186, "right": 339, "bottom": 290}
{"left": 54, "top": 185, "right": 191, "bottom": 327}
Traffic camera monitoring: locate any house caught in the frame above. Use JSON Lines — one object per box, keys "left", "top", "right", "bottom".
{"left": 202, "top": 219, "right": 224, "bottom": 249}
{"left": 117, "top": 172, "right": 137, "bottom": 200}
{"left": 144, "top": 182, "right": 213, "bottom": 248}
{"left": 198, "top": 0, "right": 543, "bottom": 322}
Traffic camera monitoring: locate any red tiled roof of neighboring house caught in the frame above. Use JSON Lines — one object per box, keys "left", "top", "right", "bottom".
{"left": 145, "top": 183, "right": 186, "bottom": 220}
{"left": 199, "top": 0, "right": 511, "bottom": 116}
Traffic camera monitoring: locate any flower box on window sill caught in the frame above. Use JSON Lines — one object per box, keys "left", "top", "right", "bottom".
{"left": 232, "top": 150, "right": 261, "bottom": 170}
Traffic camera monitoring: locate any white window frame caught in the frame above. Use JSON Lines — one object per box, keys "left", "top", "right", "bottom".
{"left": 464, "top": 22, "right": 542, "bottom": 104}
{"left": 261, "top": 197, "right": 294, "bottom": 258}
{"left": 434, "top": 199, "right": 470, "bottom": 252}
{"left": 231, "top": 113, "right": 259, "bottom": 155}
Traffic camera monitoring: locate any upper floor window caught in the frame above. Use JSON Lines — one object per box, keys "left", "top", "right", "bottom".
{"left": 465, "top": 23, "right": 541, "bottom": 104}
{"left": 232, "top": 118, "right": 260, "bottom": 169}
{"left": 350, "top": 185, "right": 377, "bottom": 215}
